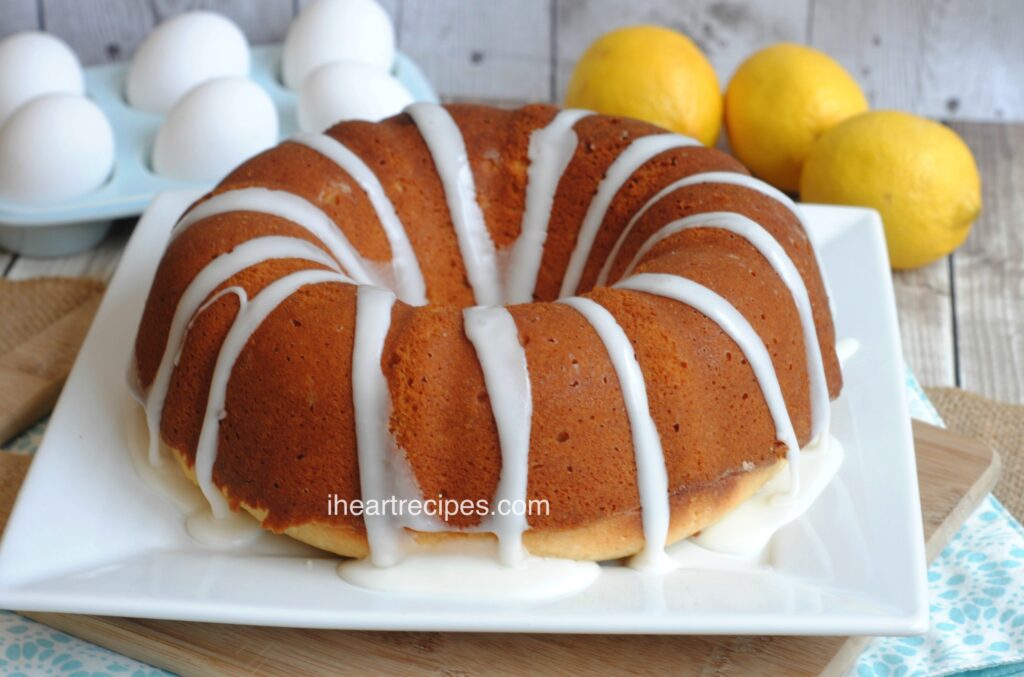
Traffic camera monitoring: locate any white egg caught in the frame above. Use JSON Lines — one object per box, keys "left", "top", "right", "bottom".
{"left": 298, "top": 61, "right": 412, "bottom": 132}
{"left": 0, "top": 32, "right": 84, "bottom": 125}
{"left": 126, "top": 11, "right": 250, "bottom": 114}
{"left": 152, "top": 77, "right": 278, "bottom": 182}
{"left": 0, "top": 94, "right": 114, "bottom": 203}
{"left": 282, "top": 0, "right": 395, "bottom": 90}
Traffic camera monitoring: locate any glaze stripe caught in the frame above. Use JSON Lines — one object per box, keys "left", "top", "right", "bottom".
{"left": 406, "top": 103, "right": 502, "bottom": 306}
{"left": 291, "top": 132, "right": 428, "bottom": 306}
{"left": 464, "top": 305, "right": 533, "bottom": 565}
{"left": 171, "top": 187, "right": 377, "bottom": 286}
{"left": 352, "top": 285, "right": 409, "bottom": 567}
{"left": 194, "top": 269, "right": 350, "bottom": 517}
{"left": 143, "top": 236, "right": 342, "bottom": 466}
{"left": 558, "top": 132, "right": 700, "bottom": 298}
{"left": 182, "top": 285, "right": 249, "bottom": 362}
{"left": 620, "top": 210, "right": 830, "bottom": 441}
{"left": 505, "top": 109, "right": 592, "bottom": 304}
{"left": 596, "top": 170, "right": 835, "bottom": 315}
{"left": 596, "top": 170, "right": 835, "bottom": 435}
{"left": 558, "top": 295, "right": 674, "bottom": 572}
{"left": 615, "top": 273, "right": 802, "bottom": 493}
{"left": 598, "top": 172, "right": 764, "bottom": 286}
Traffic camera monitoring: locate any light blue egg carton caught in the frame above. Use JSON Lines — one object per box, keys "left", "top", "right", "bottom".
{"left": 0, "top": 44, "right": 438, "bottom": 257}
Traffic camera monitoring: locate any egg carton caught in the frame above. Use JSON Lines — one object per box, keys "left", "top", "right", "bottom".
{"left": 0, "top": 44, "right": 438, "bottom": 257}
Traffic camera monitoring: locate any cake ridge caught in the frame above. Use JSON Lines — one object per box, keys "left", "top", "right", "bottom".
{"left": 172, "top": 187, "right": 377, "bottom": 286}
{"left": 620, "top": 210, "right": 830, "bottom": 440}
{"left": 193, "top": 268, "right": 352, "bottom": 517}
{"left": 141, "top": 235, "right": 339, "bottom": 466}
{"left": 557, "top": 132, "right": 701, "bottom": 299}
{"left": 291, "top": 132, "right": 427, "bottom": 306}
{"left": 596, "top": 169, "right": 834, "bottom": 311}
{"left": 505, "top": 108, "right": 592, "bottom": 304}
{"left": 406, "top": 102, "right": 501, "bottom": 306}
{"left": 558, "top": 294, "right": 673, "bottom": 572}
{"left": 615, "top": 273, "right": 802, "bottom": 492}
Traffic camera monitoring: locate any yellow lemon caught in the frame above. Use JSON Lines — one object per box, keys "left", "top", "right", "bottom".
{"left": 725, "top": 43, "right": 867, "bottom": 192}
{"left": 565, "top": 26, "right": 721, "bottom": 146}
{"left": 801, "top": 111, "right": 981, "bottom": 270}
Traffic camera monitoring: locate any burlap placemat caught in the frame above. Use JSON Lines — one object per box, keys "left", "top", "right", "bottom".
{"left": 925, "top": 386, "right": 1024, "bottom": 520}
{"left": 0, "top": 277, "right": 105, "bottom": 355}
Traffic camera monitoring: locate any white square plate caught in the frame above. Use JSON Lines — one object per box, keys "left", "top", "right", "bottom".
{"left": 0, "top": 190, "right": 928, "bottom": 635}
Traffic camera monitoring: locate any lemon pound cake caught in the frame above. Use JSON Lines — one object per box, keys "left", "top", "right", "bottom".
{"left": 130, "top": 102, "right": 842, "bottom": 571}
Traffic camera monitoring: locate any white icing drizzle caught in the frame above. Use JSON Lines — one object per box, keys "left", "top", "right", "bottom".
{"left": 194, "top": 269, "right": 349, "bottom": 517}
{"left": 693, "top": 432, "right": 844, "bottom": 555}
{"left": 126, "top": 342, "right": 144, "bottom": 404}
{"left": 463, "top": 306, "right": 533, "bottom": 566}
{"left": 596, "top": 171, "right": 837, "bottom": 433}
{"left": 291, "top": 132, "right": 428, "bottom": 306}
{"left": 143, "top": 236, "right": 341, "bottom": 466}
{"left": 338, "top": 539, "right": 600, "bottom": 601}
{"left": 174, "top": 285, "right": 249, "bottom": 370}
{"left": 598, "top": 171, "right": 808, "bottom": 287}
{"left": 405, "top": 102, "right": 501, "bottom": 306}
{"left": 619, "top": 210, "right": 831, "bottom": 441}
{"left": 137, "top": 107, "right": 848, "bottom": 580}
{"left": 186, "top": 508, "right": 264, "bottom": 548}
{"left": 170, "top": 187, "right": 378, "bottom": 286}
{"left": 558, "top": 296, "right": 674, "bottom": 573}
{"left": 504, "top": 109, "right": 592, "bottom": 303}
{"left": 615, "top": 273, "right": 802, "bottom": 493}
{"left": 836, "top": 337, "right": 860, "bottom": 364}
{"left": 193, "top": 284, "right": 248, "bottom": 516}
{"left": 558, "top": 132, "right": 700, "bottom": 298}
{"left": 129, "top": 410, "right": 324, "bottom": 554}
{"left": 351, "top": 285, "right": 410, "bottom": 567}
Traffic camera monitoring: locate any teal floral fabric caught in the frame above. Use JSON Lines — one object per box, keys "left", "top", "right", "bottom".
{"left": 0, "top": 613, "right": 166, "bottom": 676}
{"left": 851, "top": 369, "right": 1024, "bottom": 677}
{"left": 0, "top": 418, "right": 46, "bottom": 455}
{"left": 855, "top": 494, "right": 1024, "bottom": 677}
{"left": 0, "top": 368, "right": 1021, "bottom": 676}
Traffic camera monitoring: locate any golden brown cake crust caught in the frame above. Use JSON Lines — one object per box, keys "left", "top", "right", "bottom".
{"left": 133, "top": 103, "right": 842, "bottom": 560}
{"left": 166, "top": 441, "right": 786, "bottom": 561}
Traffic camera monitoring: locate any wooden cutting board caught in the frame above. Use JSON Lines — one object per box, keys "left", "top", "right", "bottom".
{"left": 0, "top": 421, "right": 998, "bottom": 677}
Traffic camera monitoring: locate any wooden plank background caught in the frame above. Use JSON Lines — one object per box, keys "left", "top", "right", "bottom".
{"left": 4, "top": 0, "right": 1018, "bottom": 120}
{"left": 0, "top": 0, "right": 1022, "bottom": 403}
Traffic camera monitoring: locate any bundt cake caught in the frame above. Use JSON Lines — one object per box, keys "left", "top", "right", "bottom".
{"left": 130, "top": 102, "right": 842, "bottom": 571}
